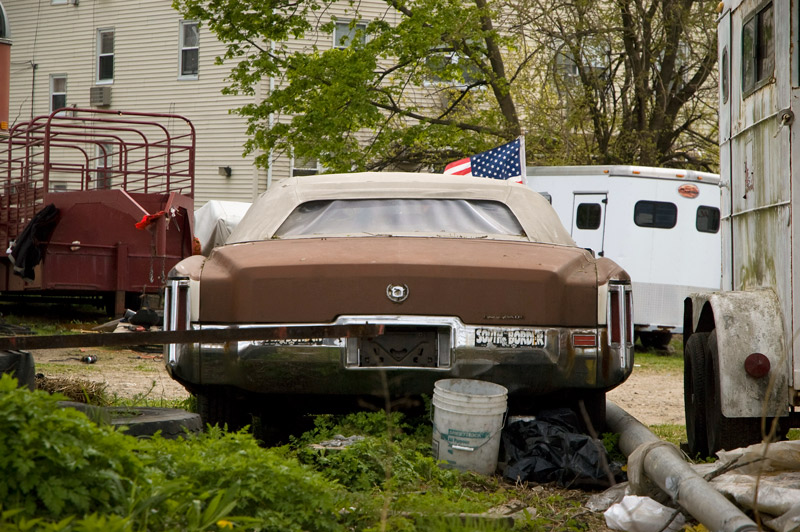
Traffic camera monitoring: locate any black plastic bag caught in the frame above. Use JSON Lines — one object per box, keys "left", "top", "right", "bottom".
{"left": 502, "top": 408, "right": 625, "bottom": 489}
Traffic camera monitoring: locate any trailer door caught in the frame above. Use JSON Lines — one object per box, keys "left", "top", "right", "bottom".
{"left": 570, "top": 193, "right": 607, "bottom": 256}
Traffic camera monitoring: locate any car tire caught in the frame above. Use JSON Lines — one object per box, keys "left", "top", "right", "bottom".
{"left": 106, "top": 407, "right": 202, "bottom": 439}
{"left": 0, "top": 350, "right": 35, "bottom": 390}
{"left": 704, "top": 330, "right": 762, "bottom": 454}
{"left": 196, "top": 389, "right": 250, "bottom": 432}
{"left": 575, "top": 390, "right": 606, "bottom": 434}
{"left": 684, "top": 332, "right": 710, "bottom": 457}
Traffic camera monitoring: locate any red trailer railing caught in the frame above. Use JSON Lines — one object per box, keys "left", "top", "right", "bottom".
{"left": 0, "top": 108, "right": 196, "bottom": 314}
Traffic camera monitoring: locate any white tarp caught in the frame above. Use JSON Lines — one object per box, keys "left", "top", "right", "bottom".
{"left": 194, "top": 200, "right": 251, "bottom": 256}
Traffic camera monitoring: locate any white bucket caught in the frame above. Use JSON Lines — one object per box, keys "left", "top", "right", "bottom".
{"left": 431, "top": 379, "right": 508, "bottom": 475}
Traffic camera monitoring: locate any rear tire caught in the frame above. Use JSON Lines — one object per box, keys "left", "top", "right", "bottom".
{"left": 196, "top": 388, "right": 250, "bottom": 432}
{"left": 705, "top": 330, "right": 762, "bottom": 454}
{"left": 684, "top": 332, "right": 710, "bottom": 457}
{"left": 575, "top": 390, "right": 607, "bottom": 435}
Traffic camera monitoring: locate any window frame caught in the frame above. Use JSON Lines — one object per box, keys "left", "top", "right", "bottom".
{"left": 333, "top": 20, "right": 367, "bottom": 49}
{"left": 49, "top": 74, "right": 67, "bottom": 114}
{"left": 179, "top": 20, "right": 199, "bottom": 80}
{"left": 96, "top": 28, "right": 115, "bottom": 84}
{"left": 741, "top": 1, "right": 774, "bottom": 96}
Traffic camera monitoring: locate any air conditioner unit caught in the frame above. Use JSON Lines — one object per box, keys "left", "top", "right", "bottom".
{"left": 89, "top": 86, "right": 111, "bottom": 107}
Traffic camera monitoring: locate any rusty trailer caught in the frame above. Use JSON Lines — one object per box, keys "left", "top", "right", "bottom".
{"left": 0, "top": 108, "right": 195, "bottom": 315}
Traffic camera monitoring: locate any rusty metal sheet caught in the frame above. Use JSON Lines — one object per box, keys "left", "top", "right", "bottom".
{"left": 0, "top": 324, "right": 385, "bottom": 351}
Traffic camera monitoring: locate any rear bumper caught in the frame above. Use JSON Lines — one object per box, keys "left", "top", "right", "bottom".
{"left": 166, "top": 315, "right": 633, "bottom": 400}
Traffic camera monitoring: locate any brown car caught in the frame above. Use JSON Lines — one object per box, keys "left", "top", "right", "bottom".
{"left": 164, "top": 173, "right": 633, "bottom": 434}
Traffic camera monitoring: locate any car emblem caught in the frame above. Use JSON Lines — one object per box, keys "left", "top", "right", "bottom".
{"left": 386, "top": 283, "right": 409, "bottom": 303}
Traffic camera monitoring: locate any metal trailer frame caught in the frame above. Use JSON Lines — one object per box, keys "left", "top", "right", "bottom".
{"left": 0, "top": 108, "right": 195, "bottom": 314}
{"left": 683, "top": 0, "right": 800, "bottom": 455}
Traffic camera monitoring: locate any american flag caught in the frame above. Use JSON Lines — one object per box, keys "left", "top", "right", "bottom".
{"left": 443, "top": 137, "right": 526, "bottom": 184}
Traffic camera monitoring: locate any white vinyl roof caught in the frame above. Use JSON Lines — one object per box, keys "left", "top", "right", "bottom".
{"left": 228, "top": 172, "right": 576, "bottom": 246}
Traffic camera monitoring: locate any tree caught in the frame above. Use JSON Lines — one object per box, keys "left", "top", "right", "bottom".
{"left": 174, "top": 0, "right": 719, "bottom": 172}
{"left": 519, "top": 0, "right": 719, "bottom": 170}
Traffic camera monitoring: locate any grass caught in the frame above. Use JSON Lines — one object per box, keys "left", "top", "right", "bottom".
{"left": 0, "top": 301, "right": 108, "bottom": 336}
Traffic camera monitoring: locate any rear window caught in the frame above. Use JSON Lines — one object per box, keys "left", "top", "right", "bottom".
{"left": 274, "top": 199, "right": 525, "bottom": 238}
{"left": 696, "top": 205, "right": 720, "bottom": 233}
{"left": 634, "top": 201, "right": 677, "bottom": 229}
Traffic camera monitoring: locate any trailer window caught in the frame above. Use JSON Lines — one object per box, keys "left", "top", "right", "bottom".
{"left": 696, "top": 206, "right": 720, "bottom": 233}
{"left": 742, "top": 2, "right": 774, "bottom": 95}
{"left": 634, "top": 201, "right": 677, "bottom": 229}
{"left": 576, "top": 203, "right": 602, "bottom": 230}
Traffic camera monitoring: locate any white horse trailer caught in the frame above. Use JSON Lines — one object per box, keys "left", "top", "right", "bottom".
{"left": 683, "top": 0, "right": 800, "bottom": 457}
{"left": 527, "top": 165, "right": 721, "bottom": 349}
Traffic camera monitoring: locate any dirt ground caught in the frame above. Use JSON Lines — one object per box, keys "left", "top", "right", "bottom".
{"left": 31, "top": 344, "right": 684, "bottom": 426}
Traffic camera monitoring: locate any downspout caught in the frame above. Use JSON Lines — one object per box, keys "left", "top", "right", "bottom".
{"left": 606, "top": 400, "right": 758, "bottom": 532}
{"left": 266, "top": 39, "right": 275, "bottom": 191}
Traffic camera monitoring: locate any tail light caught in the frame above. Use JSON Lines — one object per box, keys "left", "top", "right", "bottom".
{"left": 607, "top": 281, "right": 633, "bottom": 348}
{"left": 164, "top": 275, "right": 191, "bottom": 366}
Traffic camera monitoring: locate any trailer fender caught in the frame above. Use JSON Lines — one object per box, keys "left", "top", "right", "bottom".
{"left": 686, "top": 288, "right": 788, "bottom": 418}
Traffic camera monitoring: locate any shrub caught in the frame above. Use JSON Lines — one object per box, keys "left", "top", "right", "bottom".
{"left": 0, "top": 374, "right": 143, "bottom": 519}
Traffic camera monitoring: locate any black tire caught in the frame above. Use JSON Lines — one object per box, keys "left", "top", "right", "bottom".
{"left": 684, "top": 332, "right": 710, "bottom": 457}
{"left": 0, "top": 350, "right": 35, "bottom": 390}
{"left": 107, "top": 407, "right": 202, "bottom": 439}
{"left": 705, "top": 330, "right": 762, "bottom": 453}
{"left": 196, "top": 389, "right": 250, "bottom": 432}
{"left": 58, "top": 400, "right": 111, "bottom": 425}
{"left": 575, "top": 390, "right": 607, "bottom": 435}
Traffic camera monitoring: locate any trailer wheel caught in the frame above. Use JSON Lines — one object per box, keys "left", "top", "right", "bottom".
{"left": 107, "top": 407, "right": 202, "bottom": 439}
{"left": 684, "top": 332, "right": 710, "bottom": 457}
{"left": 639, "top": 331, "right": 673, "bottom": 350}
{"left": 704, "top": 330, "right": 762, "bottom": 454}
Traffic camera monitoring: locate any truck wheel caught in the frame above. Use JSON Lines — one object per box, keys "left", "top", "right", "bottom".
{"left": 684, "top": 332, "right": 709, "bottom": 457}
{"left": 107, "top": 407, "right": 202, "bottom": 439}
{"left": 704, "top": 330, "right": 762, "bottom": 454}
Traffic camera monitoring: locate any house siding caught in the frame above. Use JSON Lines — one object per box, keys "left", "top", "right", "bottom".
{"left": 4, "top": 0, "right": 270, "bottom": 203}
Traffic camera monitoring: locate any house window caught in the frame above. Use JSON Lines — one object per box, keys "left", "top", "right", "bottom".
{"left": 95, "top": 143, "right": 113, "bottom": 189}
{"left": 575, "top": 203, "right": 602, "bottom": 230}
{"left": 50, "top": 75, "right": 67, "bottom": 113}
{"left": 180, "top": 21, "right": 199, "bottom": 78}
{"left": 97, "top": 29, "right": 115, "bottom": 83}
{"left": 425, "top": 50, "right": 481, "bottom": 86}
{"left": 742, "top": 2, "right": 774, "bottom": 95}
{"left": 292, "top": 156, "right": 320, "bottom": 176}
{"left": 696, "top": 206, "right": 720, "bottom": 233}
{"left": 633, "top": 201, "right": 677, "bottom": 229}
{"left": 333, "top": 21, "right": 366, "bottom": 49}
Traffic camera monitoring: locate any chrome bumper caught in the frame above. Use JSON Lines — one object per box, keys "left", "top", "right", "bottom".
{"left": 166, "top": 315, "right": 632, "bottom": 398}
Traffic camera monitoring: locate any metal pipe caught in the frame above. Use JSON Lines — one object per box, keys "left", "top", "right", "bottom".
{"left": 606, "top": 400, "right": 758, "bottom": 532}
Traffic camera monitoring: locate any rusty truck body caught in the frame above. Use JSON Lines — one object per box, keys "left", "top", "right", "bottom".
{"left": 683, "top": 0, "right": 800, "bottom": 456}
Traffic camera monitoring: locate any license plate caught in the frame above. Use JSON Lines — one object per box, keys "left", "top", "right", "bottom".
{"left": 474, "top": 328, "right": 545, "bottom": 348}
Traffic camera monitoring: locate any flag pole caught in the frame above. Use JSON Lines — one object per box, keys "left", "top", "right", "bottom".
{"left": 518, "top": 134, "right": 527, "bottom": 185}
